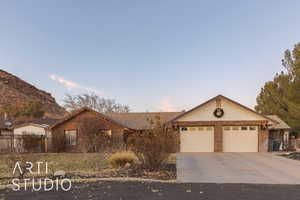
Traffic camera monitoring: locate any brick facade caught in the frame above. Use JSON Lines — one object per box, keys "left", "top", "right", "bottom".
{"left": 214, "top": 125, "right": 223, "bottom": 152}
{"left": 258, "top": 126, "right": 269, "bottom": 152}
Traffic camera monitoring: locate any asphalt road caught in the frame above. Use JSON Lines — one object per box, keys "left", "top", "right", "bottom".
{"left": 1, "top": 181, "right": 300, "bottom": 200}
{"left": 177, "top": 153, "right": 300, "bottom": 184}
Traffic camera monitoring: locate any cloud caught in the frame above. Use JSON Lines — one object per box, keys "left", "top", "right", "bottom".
{"left": 49, "top": 74, "right": 103, "bottom": 95}
{"left": 157, "top": 97, "right": 176, "bottom": 112}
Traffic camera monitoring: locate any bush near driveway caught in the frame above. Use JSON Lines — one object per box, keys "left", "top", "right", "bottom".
{"left": 128, "top": 116, "right": 179, "bottom": 171}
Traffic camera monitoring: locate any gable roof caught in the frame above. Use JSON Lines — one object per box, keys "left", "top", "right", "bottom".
{"left": 13, "top": 118, "right": 60, "bottom": 129}
{"left": 267, "top": 115, "right": 291, "bottom": 130}
{"left": 169, "top": 95, "right": 278, "bottom": 124}
{"left": 50, "top": 107, "right": 127, "bottom": 130}
{"left": 106, "top": 112, "right": 182, "bottom": 130}
{"left": 30, "top": 118, "right": 60, "bottom": 126}
{"left": 14, "top": 123, "right": 50, "bottom": 129}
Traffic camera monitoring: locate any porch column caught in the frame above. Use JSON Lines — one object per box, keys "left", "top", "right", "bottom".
{"left": 283, "top": 130, "right": 290, "bottom": 147}
{"left": 258, "top": 126, "right": 268, "bottom": 152}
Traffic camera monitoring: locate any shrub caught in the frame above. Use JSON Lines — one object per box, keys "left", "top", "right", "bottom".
{"left": 107, "top": 152, "right": 136, "bottom": 168}
{"left": 51, "top": 129, "right": 67, "bottom": 152}
{"left": 22, "top": 135, "right": 42, "bottom": 152}
{"left": 128, "top": 116, "right": 179, "bottom": 171}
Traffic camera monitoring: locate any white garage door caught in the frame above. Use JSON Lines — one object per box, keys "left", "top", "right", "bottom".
{"left": 223, "top": 126, "right": 258, "bottom": 152}
{"left": 180, "top": 127, "right": 214, "bottom": 152}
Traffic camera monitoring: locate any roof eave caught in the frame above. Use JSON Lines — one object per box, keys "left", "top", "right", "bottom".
{"left": 169, "top": 95, "right": 279, "bottom": 124}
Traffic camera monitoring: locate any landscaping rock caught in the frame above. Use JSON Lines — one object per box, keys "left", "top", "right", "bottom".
{"left": 280, "top": 152, "right": 300, "bottom": 160}
{"left": 124, "top": 163, "right": 131, "bottom": 169}
{"left": 54, "top": 170, "right": 66, "bottom": 178}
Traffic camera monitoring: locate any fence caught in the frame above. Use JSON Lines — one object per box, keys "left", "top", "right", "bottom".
{"left": 0, "top": 135, "right": 46, "bottom": 153}
{"left": 296, "top": 139, "right": 300, "bottom": 150}
{"left": 0, "top": 136, "right": 13, "bottom": 153}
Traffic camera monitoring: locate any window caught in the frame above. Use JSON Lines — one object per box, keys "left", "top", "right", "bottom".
{"left": 189, "top": 127, "right": 196, "bottom": 131}
{"left": 232, "top": 126, "right": 240, "bottom": 131}
{"left": 249, "top": 126, "right": 257, "bottom": 131}
{"left": 241, "top": 126, "right": 248, "bottom": 131}
{"left": 206, "top": 127, "right": 213, "bottom": 131}
{"left": 103, "top": 130, "right": 112, "bottom": 136}
{"left": 223, "top": 126, "right": 231, "bottom": 131}
{"left": 181, "top": 127, "right": 188, "bottom": 131}
{"left": 198, "top": 127, "right": 204, "bottom": 131}
{"left": 65, "top": 130, "right": 77, "bottom": 146}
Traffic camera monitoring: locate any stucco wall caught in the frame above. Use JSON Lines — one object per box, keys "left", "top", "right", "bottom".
{"left": 175, "top": 97, "right": 271, "bottom": 152}
{"left": 178, "top": 97, "right": 266, "bottom": 121}
{"left": 14, "top": 125, "right": 46, "bottom": 136}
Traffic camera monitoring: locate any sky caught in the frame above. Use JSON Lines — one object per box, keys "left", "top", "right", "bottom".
{"left": 0, "top": 0, "right": 300, "bottom": 112}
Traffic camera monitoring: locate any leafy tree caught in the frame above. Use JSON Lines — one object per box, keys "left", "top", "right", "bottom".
{"left": 63, "top": 93, "right": 130, "bottom": 113}
{"left": 255, "top": 43, "right": 300, "bottom": 134}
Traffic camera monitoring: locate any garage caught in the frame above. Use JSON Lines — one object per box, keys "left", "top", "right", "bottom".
{"left": 171, "top": 95, "right": 277, "bottom": 153}
{"left": 180, "top": 126, "right": 214, "bottom": 152}
{"left": 223, "top": 126, "right": 258, "bottom": 152}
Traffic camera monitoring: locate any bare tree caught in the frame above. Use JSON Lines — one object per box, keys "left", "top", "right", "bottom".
{"left": 78, "top": 116, "right": 112, "bottom": 153}
{"left": 63, "top": 93, "right": 130, "bottom": 113}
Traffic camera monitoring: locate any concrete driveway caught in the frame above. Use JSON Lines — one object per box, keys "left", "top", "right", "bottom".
{"left": 177, "top": 153, "right": 300, "bottom": 184}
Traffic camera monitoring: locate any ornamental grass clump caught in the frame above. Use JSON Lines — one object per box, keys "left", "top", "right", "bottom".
{"left": 107, "top": 152, "right": 136, "bottom": 168}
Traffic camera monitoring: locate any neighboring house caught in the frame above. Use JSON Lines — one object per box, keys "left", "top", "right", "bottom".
{"left": 13, "top": 118, "right": 59, "bottom": 152}
{"left": 50, "top": 95, "right": 291, "bottom": 153}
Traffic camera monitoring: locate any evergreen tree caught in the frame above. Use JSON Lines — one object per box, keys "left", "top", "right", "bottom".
{"left": 255, "top": 43, "right": 300, "bottom": 134}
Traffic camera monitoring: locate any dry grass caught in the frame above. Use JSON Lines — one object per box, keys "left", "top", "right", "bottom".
{"left": 167, "top": 154, "right": 176, "bottom": 164}
{"left": 0, "top": 153, "right": 108, "bottom": 178}
{"left": 0, "top": 153, "right": 177, "bottom": 179}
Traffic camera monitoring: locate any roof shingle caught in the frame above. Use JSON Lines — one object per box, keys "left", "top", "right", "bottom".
{"left": 267, "top": 115, "right": 291, "bottom": 130}
{"left": 106, "top": 112, "right": 182, "bottom": 130}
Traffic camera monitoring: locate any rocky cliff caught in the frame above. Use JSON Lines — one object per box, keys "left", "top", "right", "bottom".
{"left": 0, "top": 69, "right": 66, "bottom": 119}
